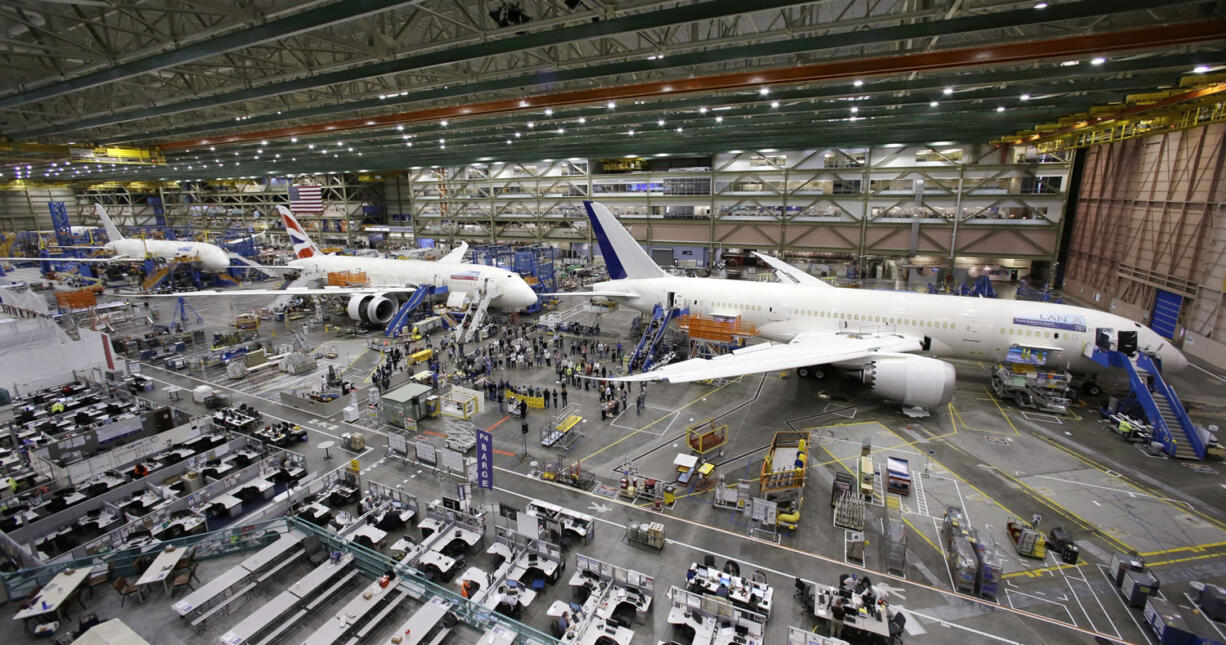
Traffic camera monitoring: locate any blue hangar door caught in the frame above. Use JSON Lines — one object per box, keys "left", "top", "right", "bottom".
{"left": 1150, "top": 289, "right": 1183, "bottom": 340}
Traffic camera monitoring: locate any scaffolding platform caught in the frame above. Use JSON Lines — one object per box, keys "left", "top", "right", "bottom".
{"left": 541, "top": 404, "right": 584, "bottom": 452}
{"left": 686, "top": 418, "right": 728, "bottom": 455}
{"left": 760, "top": 431, "right": 808, "bottom": 493}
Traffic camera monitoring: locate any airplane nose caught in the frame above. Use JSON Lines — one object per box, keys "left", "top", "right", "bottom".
{"left": 512, "top": 281, "right": 538, "bottom": 308}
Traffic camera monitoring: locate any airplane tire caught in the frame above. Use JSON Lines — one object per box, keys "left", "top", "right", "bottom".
{"left": 1083, "top": 382, "right": 1102, "bottom": 396}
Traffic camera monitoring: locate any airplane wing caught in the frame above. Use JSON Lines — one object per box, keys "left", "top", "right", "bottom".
{"left": 752, "top": 252, "right": 832, "bottom": 287}
{"left": 438, "top": 241, "right": 469, "bottom": 264}
{"left": 130, "top": 285, "right": 418, "bottom": 298}
{"left": 0, "top": 256, "right": 123, "bottom": 263}
{"left": 610, "top": 331, "right": 922, "bottom": 382}
{"left": 541, "top": 291, "right": 640, "bottom": 298}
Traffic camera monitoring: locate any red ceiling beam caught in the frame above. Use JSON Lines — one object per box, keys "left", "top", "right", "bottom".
{"left": 162, "top": 19, "right": 1226, "bottom": 151}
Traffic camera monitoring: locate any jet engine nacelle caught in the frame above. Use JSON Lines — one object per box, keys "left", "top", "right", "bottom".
{"left": 346, "top": 293, "right": 398, "bottom": 325}
{"left": 860, "top": 355, "right": 956, "bottom": 409}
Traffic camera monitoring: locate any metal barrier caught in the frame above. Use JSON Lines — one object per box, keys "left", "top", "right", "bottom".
{"left": 286, "top": 516, "right": 557, "bottom": 644}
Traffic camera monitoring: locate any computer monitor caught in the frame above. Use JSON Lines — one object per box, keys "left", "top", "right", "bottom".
{"left": 442, "top": 497, "right": 460, "bottom": 511}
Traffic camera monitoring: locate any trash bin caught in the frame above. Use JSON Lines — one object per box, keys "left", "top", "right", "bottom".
{"left": 663, "top": 485, "right": 676, "bottom": 505}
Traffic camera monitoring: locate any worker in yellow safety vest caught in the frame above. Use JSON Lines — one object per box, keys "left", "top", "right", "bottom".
{"left": 1118, "top": 418, "right": 1132, "bottom": 438}
{"left": 50, "top": 400, "right": 65, "bottom": 414}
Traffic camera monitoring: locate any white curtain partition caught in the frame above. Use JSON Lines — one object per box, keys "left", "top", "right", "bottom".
{"left": 0, "top": 317, "right": 113, "bottom": 394}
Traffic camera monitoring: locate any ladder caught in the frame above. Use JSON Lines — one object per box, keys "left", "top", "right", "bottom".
{"left": 913, "top": 470, "right": 930, "bottom": 517}
{"left": 292, "top": 325, "right": 311, "bottom": 351}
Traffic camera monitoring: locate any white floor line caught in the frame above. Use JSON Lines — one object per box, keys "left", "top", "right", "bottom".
{"left": 1096, "top": 563, "right": 1154, "bottom": 645}
{"left": 1188, "top": 362, "right": 1226, "bottom": 384}
{"left": 142, "top": 369, "right": 346, "bottom": 441}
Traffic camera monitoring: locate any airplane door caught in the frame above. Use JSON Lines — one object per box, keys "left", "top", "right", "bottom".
{"left": 667, "top": 291, "right": 676, "bottom": 309}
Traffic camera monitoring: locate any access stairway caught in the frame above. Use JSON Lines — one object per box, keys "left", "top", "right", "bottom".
{"left": 385, "top": 286, "right": 440, "bottom": 338}
{"left": 451, "top": 289, "right": 497, "bottom": 344}
{"left": 1086, "top": 338, "right": 1205, "bottom": 460}
{"left": 628, "top": 304, "right": 688, "bottom": 372}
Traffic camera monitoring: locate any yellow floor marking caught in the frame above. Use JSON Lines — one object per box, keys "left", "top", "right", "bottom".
{"left": 1138, "top": 540, "right": 1226, "bottom": 558}
{"left": 1034, "top": 433, "right": 1226, "bottom": 535}
{"left": 1146, "top": 551, "right": 1226, "bottom": 568}
{"left": 577, "top": 380, "right": 735, "bottom": 464}
{"left": 903, "top": 516, "right": 943, "bottom": 555}
{"left": 1001, "top": 562, "right": 1085, "bottom": 579}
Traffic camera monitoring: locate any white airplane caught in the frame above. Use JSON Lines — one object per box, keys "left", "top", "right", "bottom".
{"left": 561, "top": 201, "right": 1189, "bottom": 411}
{"left": 146, "top": 206, "right": 539, "bottom": 327}
{"left": 1, "top": 204, "right": 232, "bottom": 273}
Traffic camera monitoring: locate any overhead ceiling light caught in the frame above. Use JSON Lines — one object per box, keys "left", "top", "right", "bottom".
{"left": 699, "top": 107, "right": 708, "bottom": 114}
{"left": 1019, "top": 94, "right": 1031, "bottom": 100}
{"left": 1193, "top": 65, "right": 1211, "bottom": 73}
{"left": 396, "top": 125, "right": 404, "bottom": 131}
{"left": 929, "top": 101, "right": 939, "bottom": 107}
{"left": 556, "top": 128, "right": 565, "bottom": 134}
{"left": 308, "top": 144, "right": 315, "bottom": 149}
{"left": 929, "top": 141, "right": 954, "bottom": 146}
{"left": 440, "top": 120, "right": 449, "bottom": 126}
{"left": 622, "top": 154, "right": 637, "bottom": 159}
{"left": 527, "top": 121, "right": 535, "bottom": 128}
{"left": 1059, "top": 60, "right": 1080, "bottom": 67}
{"left": 578, "top": 117, "right": 586, "bottom": 124}
{"left": 506, "top": 140, "right": 512, "bottom": 144}
{"left": 261, "top": 140, "right": 269, "bottom": 145}
{"left": 758, "top": 88, "right": 770, "bottom": 95}
{"left": 654, "top": 153, "right": 668, "bottom": 157}
{"left": 336, "top": 141, "right": 343, "bottom": 146}
{"left": 996, "top": 106, "right": 1006, "bottom": 112}
{"left": 290, "top": 137, "right": 298, "bottom": 143}
{"left": 943, "top": 87, "right": 954, "bottom": 95}
{"left": 715, "top": 116, "right": 723, "bottom": 123}
{"left": 770, "top": 101, "right": 779, "bottom": 108}
{"left": 1034, "top": 2, "right": 1047, "bottom": 8}
{"left": 1090, "top": 57, "right": 1105, "bottom": 65}
{"left": 849, "top": 107, "right": 858, "bottom": 113}
{"left": 627, "top": 129, "right": 635, "bottom": 136}
{"left": 853, "top": 79, "right": 863, "bottom": 87}
{"left": 519, "top": 100, "right": 529, "bottom": 107}
{"left": 514, "top": 131, "right": 521, "bottom": 137}
{"left": 675, "top": 127, "right": 683, "bottom": 133}
{"left": 544, "top": 108, "right": 553, "bottom": 116}
{"left": 882, "top": 143, "right": 904, "bottom": 148}
{"left": 209, "top": 146, "right": 215, "bottom": 151}
{"left": 607, "top": 101, "right": 616, "bottom": 109}
{"left": 657, "top": 119, "right": 664, "bottom": 126}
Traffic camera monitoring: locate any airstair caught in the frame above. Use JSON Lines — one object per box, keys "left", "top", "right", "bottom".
{"left": 141, "top": 262, "right": 180, "bottom": 291}
{"left": 1086, "top": 334, "right": 1205, "bottom": 460}
{"left": 385, "top": 286, "right": 436, "bottom": 338}
{"left": 627, "top": 305, "right": 688, "bottom": 372}
{"left": 228, "top": 254, "right": 276, "bottom": 278}
{"left": 451, "top": 289, "right": 496, "bottom": 344}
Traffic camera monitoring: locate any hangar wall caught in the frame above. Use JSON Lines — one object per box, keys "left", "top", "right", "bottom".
{"left": 1063, "top": 123, "right": 1226, "bottom": 364}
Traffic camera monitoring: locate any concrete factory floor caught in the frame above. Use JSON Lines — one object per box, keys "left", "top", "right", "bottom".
{"left": 5, "top": 278, "right": 1226, "bottom": 645}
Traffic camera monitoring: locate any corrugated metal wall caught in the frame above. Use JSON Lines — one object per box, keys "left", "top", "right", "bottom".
{"left": 0, "top": 186, "right": 77, "bottom": 231}
{"left": 1063, "top": 122, "right": 1226, "bottom": 360}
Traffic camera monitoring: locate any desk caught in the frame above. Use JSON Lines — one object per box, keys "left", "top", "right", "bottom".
{"left": 173, "top": 565, "right": 248, "bottom": 616}
{"left": 318, "top": 440, "right": 335, "bottom": 460}
{"left": 221, "top": 589, "right": 298, "bottom": 645}
{"left": 211, "top": 494, "right": 243, "bottom": 518}
{"left": 388, "top": 595, "right": 451, "bottom": 645}
{"left": 418, "top": 517, "right": 444, "bottom": 539}
{"left": 135, "top": 548, "right": 183, "bottom": 594}
{"left": 572, "top": 620, "right": 634, "bottom": 645}
{"left": 299, "top": 502, "right": 332, "bottom": 524}
{"left": 477, "top": 624, "right": 518, "bottom": 645}
{"left": 487, "top": 542, "right": 514, "bottom": 564}
{"left": 812, "top": 583, "right": 890, "bottom": 638}
{"left": 12, "top": 566, "right": 91, "bottom": 622}
{"left": 416, "top": 551, "right": 457, "bottom": 579}
{"left": 239, "top": 478, "right": 274, "bottom": 501}
{"left": 484, "top": 584, "right": 537, "bottom": 611}
{"left": 288, "top": 554, "right": 354, "bottom": 598}
{"left": 508, "top": 552, "right": 559, "bottom": 584}
{"left": 687, "top": 563, "right": 773, "bottom": 616}
{"left": 348, "top": 524, "right": 388, "bottom": 548}
{"left": 390, "top": 537, "right": 416, "bottom": 560}
{"left": 239, "top": 533, "right": 303, "bottom": 573}
{"left": 304, "top": 578, "right": 400, "bottom": 645}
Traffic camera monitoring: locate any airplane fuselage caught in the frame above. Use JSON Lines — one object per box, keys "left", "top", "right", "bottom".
{"left": 288, "top": 254, "right": 538, "bottom": 310}
{"left": 106, "top": 238, "right": 232, "bottom": 273}
{"left": 595, "top": 276, "right": 1189, "bottom": 375}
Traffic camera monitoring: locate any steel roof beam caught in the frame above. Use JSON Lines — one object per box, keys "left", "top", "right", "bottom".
{"left": 8, "top": 0, "right": 817, "bottom": 137}
{"left": 132, "top": 54, "right": 1209, "bottom": 144}
{"left": 152, "top": 18, "right": 1226, "bottom": 150}
{"left": 0, "top": 0, "right": 427, "bottom": 110}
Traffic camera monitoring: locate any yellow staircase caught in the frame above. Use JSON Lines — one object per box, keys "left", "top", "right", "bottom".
{"left": 141, "top": 264, "right": 173, "bottom": 290}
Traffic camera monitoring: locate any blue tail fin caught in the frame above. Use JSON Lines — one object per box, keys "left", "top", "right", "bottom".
{"left": 584, "top": 201, "right": 666, "bottom": 280}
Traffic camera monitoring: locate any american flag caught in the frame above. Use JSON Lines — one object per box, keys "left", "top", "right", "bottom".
{"left": 289, "top": 185, "right": 324, "bottom": 213}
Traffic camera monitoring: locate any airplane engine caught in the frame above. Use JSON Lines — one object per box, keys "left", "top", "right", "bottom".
{"left": 346, "top": 293, "right": 398, "bottom": 326}
{"left": 860, "top": 355, "right": 956, "bottom": 409}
